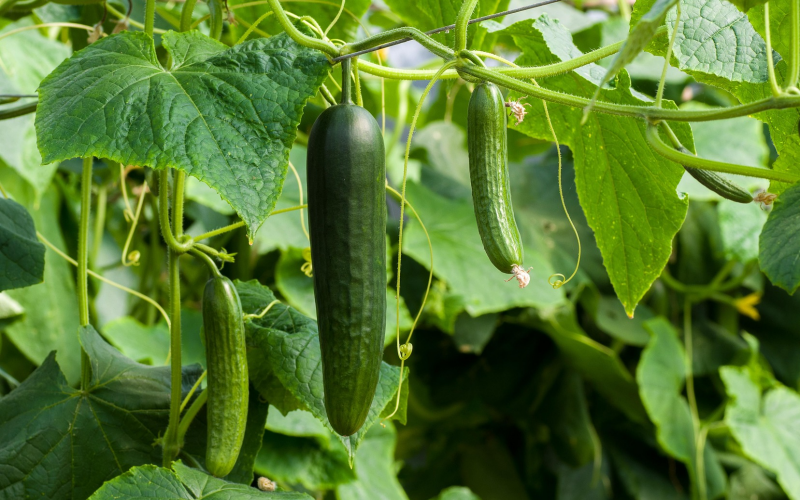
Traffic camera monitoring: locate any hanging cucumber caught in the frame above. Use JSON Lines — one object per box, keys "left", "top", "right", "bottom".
{"left": 677, "top": 148, "right": 752, "bottom": 203}
{"left": 306, "top": 58, "right": 387, "bottom": 437}
{"left": 202, "top": 271, "right": 248, "bottom": 477}
{"left": 467, "top": 81, "right": 530, "bottom": 288}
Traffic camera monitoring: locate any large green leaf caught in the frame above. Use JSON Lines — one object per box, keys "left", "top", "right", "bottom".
{"left": 235, "top": 279, "right": 408, "bottom": 459}
{"left": 0, "top": 325, "right": 202, "bottom": 500}
{"left": 0, "top": 19, "right": 68, "bottom": 199}
{"left": 36, "top": 30, "right": 328, "bottom": 238}
{"left": 748, "top": 0, "right": 794, "bottom": 71}
{"left": 501, "top": 15, "right": 691, "bottom": 316}
{"left": 759, "top": 182, "right": 800, "bottom": 293}
{"left": 661, "top": 0, "right": 770, "bottom": 85}
{"left": 88, "top": 462, "right": 311, "bottom": 499}
{"left": 718, "top": 199, "right": 766, "bottom": 262}
{"left": 721, "top": 364, "right": 800, "bottom": 500}
{"left": 336, "top": 423, "right": 408, "bottom": 500}
{"left": 636, "top": 318, "right": 727, "bottom": 499}
{"left": 0, "top": 197, "right": 44, "bottom": 292}
{"left": 4, "top": 181, "right": 81, "bottom": 384}
{"left": 401, "top": 181, "right": 564, "bottom": 316}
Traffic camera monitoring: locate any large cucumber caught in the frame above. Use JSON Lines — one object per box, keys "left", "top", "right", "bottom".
{"left": 306, "top": 59, "right": 387, "bottom": 437}
{"left": 203, "top": 275, "right": 248, "bottom": 477}
{"left": 467, "top": 82, "right": 524, "bottom": 275}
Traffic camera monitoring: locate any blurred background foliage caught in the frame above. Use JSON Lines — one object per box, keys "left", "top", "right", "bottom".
{"left": 2, "top": 0, "right": 799, "bottom": 499}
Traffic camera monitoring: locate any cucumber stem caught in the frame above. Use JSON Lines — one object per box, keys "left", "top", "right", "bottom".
{"left": 455, "top": 0, "right": 479, "bottom": 52}
{"left": 340, "top": 58, "right": 352, "bottom": 104}
{"left": 78, "top": 157, "right": 93, "bottom": 390}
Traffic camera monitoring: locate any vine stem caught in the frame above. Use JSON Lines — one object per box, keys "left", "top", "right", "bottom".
{"left": 791, "top": 0, "right": 800, "bottom": 89}
{"left": 180, "top": 0, "right": 197, "bottom": 32}
{"left": 455, "top": 0, "right": 480, "bottom": 52}
{"left": 158, "top": 170, "right": 193, "bottom": 253}
{"left": 655, "top": 0, "right": 681, "bottom": 109}
{"left": 162, "top": 169, "right": 186, "bottom": 466}
{"left": 91, "top": 184, "right": 107, "bottom": 268}
{"left": 78, "top": 158, "right": 93, "bottom": 390}
{"left": 764, "top": 2, "right": 782, "bottom": 97}
{"left": 459, "top": 63, "right": 800, "bottom": 122}
{"left": 265, "top": 0, "right": 338, "bottom": 56}
{"left": 144, "top": 0, "right": 155, "bottom": 36}
{"left": 191, "top": 204, "right": 308, "bottom": 242}
{"left": 647, "top": 123, "right": 800, "bottom": 183}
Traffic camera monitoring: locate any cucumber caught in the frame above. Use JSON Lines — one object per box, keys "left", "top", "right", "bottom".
{"left": 203, "top": 275, "right": 248, "bottom": 477}
{"left": 467, "top": 82, "right": 524, "bottom": 274}
{"left": 678, "top": 149, "right": 752, "bottom": 203}
{"left": 306, "top": 59, "right": 387, "bottom": 437}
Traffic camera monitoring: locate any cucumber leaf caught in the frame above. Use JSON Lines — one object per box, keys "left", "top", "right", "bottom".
{"left": 721, "top": 363, "right": 800, "bottom": 500}
{"left": 759, "top": 182, "right": 800, "bottom": 293}
{"left": 0, "top": 197, "right": 44, "bottom": 292}
{"left": 335, "top": 423, "right": 408, "bottom": 500}
{"left": 500, "top": 15, "right": 692, "bottom": 316}
{"left": 35, "top": 30, "right": 328, "bottom": 238}
{"left": 88, "top": 462, "right": 311, "bottom": 499}
{"left": 0, "top": 325, "right": 202, "bottom": 500}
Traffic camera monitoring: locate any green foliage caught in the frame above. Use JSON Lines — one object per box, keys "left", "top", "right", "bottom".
{"left": 4, "top": 0, "right": 800, "bottom": 498}
{"left": 760, "top": 182, "right": 800, "bottom": 293}
{"left": 0, "top": 197, "right": 44, "bottom": 291}
{"left": 35, "top": 30, "right": 329, "bottom": 238}
{"left": 88, "top": 462, "right": 312, "bottom": 499}
{"left": 0, "top": 326, "right": 202, "bottom": 500}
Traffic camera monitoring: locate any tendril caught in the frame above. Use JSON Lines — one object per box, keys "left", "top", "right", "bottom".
{"left": 383, "top": 62, "right": 454, "bottom": 423}
{"left": 122, "top": 180, "right": 148, "bottom": 267}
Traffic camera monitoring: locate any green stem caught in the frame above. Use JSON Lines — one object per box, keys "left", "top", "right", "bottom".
{"left": 190, "top": 248, "right": 222, "bottom": 277}
{"left": 320, "top": 83, "right": 337, "bottom": 106}
{"left": 208, "top": 0, "right": 224, "bottom": 40}
{"left": 0, "top": 102, "right": 36, "bottom": 120}
{"left": 144, "top": 0, "right": 156, "bottom": 36}
{"left": 618, "top": 0, "right": 631, "bottom": 20}
{"left": 353, "top": 58, "right": 364, "bottom": 106}
{"left": 162, "top": 168, "right": 186, "bottom": 466}
{"left": 647, "top": 124, "right": 800, "bottom": 183}
{"left": 177, "top": 389, "right": 207, "bottom": 446}
{"left": 454, "top": 0, "right": 479, "bottom": 52}
{"left": 458, "top": 49, "right": 485, "bottom": 68}
{"left": 459, "top": 63, "right": 800, "bottom": 122}
{"left": 655, "top": 1, "right": 680, "bottom": 108}
{"left": 79, "top": 158, "right": 93, "bottom": 390}
{"left": 180, "top": 0, "right": 197, "bottom": 32}
{"left": 191, "top": 204, "right": 307, "bottom": 242}
{"left": 341, "top": 27, "right": 455, "bottom": 60}
{"left": 158, "top": 170, "right": 193, "bottom": 253}
{"left": 91, "top": 184, "right": 107, "bottom": 269}
{"left": 265, "top": 0, "right": 338, "bottom": 56}
{"left": 791, "top": 0, "right": 800, "bottom": 89}
{"left": 765, "top": 2, "right": 782, "bottom": 97}
{"left": 340, "top": 58, "right": 352, "bottom": 104}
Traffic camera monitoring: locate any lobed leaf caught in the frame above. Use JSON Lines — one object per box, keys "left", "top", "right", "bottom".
{"left": 35, "top": 30, "right": 329, "bottom": 238}
{"left": 0, "top": 325, "right": 202, "bottom": 500}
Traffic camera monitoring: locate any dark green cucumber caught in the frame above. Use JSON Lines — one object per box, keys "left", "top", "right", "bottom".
{"left": 467, "top": 81, "right": 523, "bottom": 273}
{"left": 203, "top": 275, "right": 248, "bottom": 477}
{"left": 306, "top": 59, "right": 387, "bottom": 437}
{"left": 678, "top": 149, "right": 752, "bottom": 203}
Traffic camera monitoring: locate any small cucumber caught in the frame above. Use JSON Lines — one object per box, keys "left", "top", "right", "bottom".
{"left": 678, "top": 148, "right": 752, "bottom": 203}
{"left": 306, "top": 59, "right": 387, "bottom": 437}
{"left": 203, "top": 275, "right": 248, "bottom": 477}
{"left": 467, "top": 81, "right": 524, "bottom": 274}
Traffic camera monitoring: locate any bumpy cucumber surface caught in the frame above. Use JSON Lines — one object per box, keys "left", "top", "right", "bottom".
{"left": 677, "top": 147, "right": 752, "bottom": 204}
{"left": 467, "top": 81, "right": 523, "bottom": 273}
{"left": 307, "top": 97, "right": 387, "bottom": 436}
{"left": 203, "top": 275, "right": 248, "bottom": 477}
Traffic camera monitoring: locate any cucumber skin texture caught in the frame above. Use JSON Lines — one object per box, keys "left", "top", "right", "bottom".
{"left": 467, "top": 82, "right": 523, "bottom": 273}
{"left": 203, "top": 275, "right": 248, "bottom": 477}
{"left": 307, "top": 102, "right": 387, "bottom": 437}
{"left": 683, "top": 166, "right": 752, "bottom": 204}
